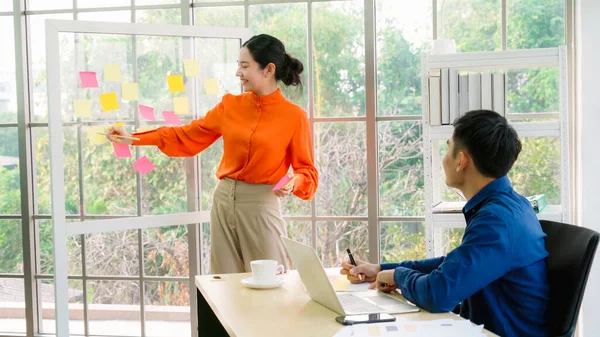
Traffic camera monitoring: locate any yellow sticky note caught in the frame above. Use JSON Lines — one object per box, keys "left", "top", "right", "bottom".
{"left": 203, "top": 78, "right": 219, "bottom": 95}
{"left": 183, "top": 59, "right": 199, "bottom": 76}
{"left": 100, "top": 92, "right": 119, "bottom": 112}
{"left": 167, "top": 75, "right": 185, "bottom": 93}
{"left": 137, "top": 127, "right": 154, "bottom": 133}
{"left": 122, "top": 82, "right": 139, "bottom": 101}
{"left": 73, "top": 99, "right": 92, "bottom": 118}
{"left": 103, "top": 64, "right": 122, "bottom": 82}
{"left": 173, "top": 96, "right": 189, "bottom": 115}
{"left": 113, "top": 121, "right": 123, "bottom": 127}
{"left": 87, "top": 126, "right": 106, "bottom": 145}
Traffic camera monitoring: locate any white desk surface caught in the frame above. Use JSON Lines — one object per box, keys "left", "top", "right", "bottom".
{"left": 195, "top": 269, "right": 498, "bottom": 337}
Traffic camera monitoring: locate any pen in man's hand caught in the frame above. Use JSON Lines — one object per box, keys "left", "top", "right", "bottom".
{"left": 346, "top": 248, "right": 364, "bottom": 281}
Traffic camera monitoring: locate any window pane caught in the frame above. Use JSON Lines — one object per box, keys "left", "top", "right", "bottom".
{"left": 194, "top": 0, "right": 238, "bottom": 2}
{"left": 39, "top": 280, "right": 84, "bottom": 334}
{"left": 0, "top": 2, "right": 11, "bottom": 11}
{"left": 29, "top": 14, "right": 73, "bottom": 123}
{"left": 313, "top": 1, "right": 365, "bottom": 117}
{"left": 437, "top": 0, "right": 501, "bottom": 52}
{"left": 508, "top": 0, "right": 565, "bottom": 49}
{"left": 37, "top": 220, "right": 82, "bottom": 275}
{"left": 144, "top": 281, "right": 191, "bottom": 337}
{"left": 315, "top": 122, "right": 367, "bottom": 216}
{"left": 376, "top": 0, "right": 432, "bottom": 116}
{"left": 507, "top": 68, "right": 559, "bottom": 113}
{"left": 194, "top": 6, "right": 244, "bottom": 27}
{"left": 78, "top": 0, "right": 131, "bottom": 8}
{"left": 77, "top": 10, "right": 132, "bottom": 22}
{"left": 86, "top": 230, "right": 139, "bottom": 276}
{"left": 287, "top": 220, "right": 312, "bottom": 247}
{"left": 317, "top": 221, "right": 367, "bottom": 268}
{"left": 33, "top": 127, "right": 79, "bottom": 215}
{"left": 0, "top": 220, "right": 22, "bottom": 273}
{"left": 201, "top": 222, "right": 210, "bottom": 274}
{"left": 27, "top": 0, "right": 72, "bottom": 10}
{"left": 136, "top": 8, "right": 182, "bottom": 24}
{"left": 0, "top": 17, "right": 16, "bottom": 123}
{"left": 0, "top": 278, "right": 25, "bottom": 334}
{"left": 87, "top": 280, "right": 141, "bottom": 337}
{"left": 143, "top": 225, "right": 189, "bottom": 277}
{"left": 436, "top": 228, "right": 464, "bottom": 256}
{"left": 0, "top": 128, "right": 20, "bottom": 214}
{"left": 378, "top": 121, "right": 423, "bottom": 216}
{"left": 249, "top": 3, "right": 308, "bottom": 110}
{"left": 509, "top": 137, "right": 561, "bottom": 205}
{"left": 380, "top": 222, "right": 426, "bottom": 263}
{"left": 141, "top": 148, "right": 188, "bottom": 215}
{"left": 136, "top": 0, "right": 180, "bottom": 5}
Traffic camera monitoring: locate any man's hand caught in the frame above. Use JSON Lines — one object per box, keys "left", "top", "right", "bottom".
{"left": 369, "top": 270, "right": 398, "bottom": 293}
{"left": 340, "top": 259, "right": 380, "bottom": 284}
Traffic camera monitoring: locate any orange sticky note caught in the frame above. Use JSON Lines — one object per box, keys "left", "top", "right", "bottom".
{"left": 183, "top": 59, "right": 199, "bottom": 76}
{"left": 100, "top": 92, "right": 119, "bottom": 112}
{"left": 167, "top": 75, "right": 185, "bottom": 93}
{"left": 122, "top": 82, "right": 139, "bottom": 101}
{"left": 203, "top": 78, "right": 219, "bottom": 95}
{"left": 173, "top": 96, "right": 189, "bottom": 115}
{"left": 103, "top": 64, "right": 122, "bottom": 82}
{"left": 73, "top": 99, "right": 92, "bottom": 118}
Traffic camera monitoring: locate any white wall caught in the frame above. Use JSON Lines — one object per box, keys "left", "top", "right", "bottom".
{"left": 579, "top": 0, "right": 600, "bottom": 336}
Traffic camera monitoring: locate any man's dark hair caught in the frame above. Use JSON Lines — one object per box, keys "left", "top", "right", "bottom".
{"left": 452, "top": 110, "right": 522, "bottom": 178}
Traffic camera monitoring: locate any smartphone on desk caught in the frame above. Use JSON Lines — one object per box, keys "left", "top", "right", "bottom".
{"left": 335, "top": 313, "right": 396, "bottom": 325}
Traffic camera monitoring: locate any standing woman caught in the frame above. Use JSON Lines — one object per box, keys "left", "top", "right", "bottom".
{"left": 107, "top": 34, "right": 318, "bottom": 274}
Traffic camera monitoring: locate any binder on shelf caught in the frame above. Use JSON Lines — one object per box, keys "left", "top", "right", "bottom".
{"left": 481, "top": 73, "right": 493, "bottom": 110}
{"left": 449, "top": 69, "right": 459, "bottom": 124}
{"left": 429, "top": 76, "right": 442, "bottom": 126}
{"left": 441, "top": 68, "right": 450, "bottom": 125}
{"left": 468, "top": 73, "right": 481, "bottom": 110}
{"left": 493, "top": 73, "right": 506, "bottom": 116}
{"left": 459, "top": 74, "right": 469, "bottom": 116}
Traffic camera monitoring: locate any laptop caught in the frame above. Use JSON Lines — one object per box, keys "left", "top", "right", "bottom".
{"left": 280, "top": 236, "right": 419, "bottom": 316}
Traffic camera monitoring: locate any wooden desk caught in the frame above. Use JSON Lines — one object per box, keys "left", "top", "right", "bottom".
{"left": 195, "top": 270, "right": 498, "bottom": 337}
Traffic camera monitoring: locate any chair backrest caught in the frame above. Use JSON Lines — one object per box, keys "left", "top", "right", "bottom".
{"left": 540, "top": 220, "right": 599, "bottom": 337}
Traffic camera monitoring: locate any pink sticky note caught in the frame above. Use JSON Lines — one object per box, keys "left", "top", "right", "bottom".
{"left": 79, "top": 71, "right": 99, "bottom": 88}
{"left": 162, "top": 111, "right": 181, "bottom": 125}
{"left": 138, "top": 104, "right": 155, "bottom": 121}
{"left": 133, "top": 155, "right": 156, "bottom": 175}
{"left": 272, "top": 175, "right": 292, "bottom": 191}
{"left": 112, "top": 142, "right": 132, "bottom": 158}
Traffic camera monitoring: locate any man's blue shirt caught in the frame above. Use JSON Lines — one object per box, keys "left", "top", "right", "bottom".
{"left": 382, "top": 176, "right": 549, "bottom": 337}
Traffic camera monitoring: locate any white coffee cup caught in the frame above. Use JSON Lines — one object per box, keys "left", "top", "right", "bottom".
{"left": 250, "top": 260, "right": 284, "bottom": 284}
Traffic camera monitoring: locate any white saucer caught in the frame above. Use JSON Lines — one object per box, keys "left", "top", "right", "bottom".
{"left": 241, "top": 276, "right": 284, "bottom": 289}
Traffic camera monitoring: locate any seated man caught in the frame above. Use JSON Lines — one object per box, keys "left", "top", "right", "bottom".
{"left": 343, "top": 110, "right": 549, "bottom": 337}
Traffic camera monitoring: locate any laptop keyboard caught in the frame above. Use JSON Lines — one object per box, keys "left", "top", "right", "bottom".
{"left": 338, "top": 293, "right": 383, "bottom": 314}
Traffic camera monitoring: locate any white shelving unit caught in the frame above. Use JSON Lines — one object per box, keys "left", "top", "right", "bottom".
{"left": 421, "top": 46, "right": 570, "bottom": 258}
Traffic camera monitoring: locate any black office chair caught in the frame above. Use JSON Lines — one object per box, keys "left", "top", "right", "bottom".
{"left": 540, "top": 220, "right": 599, "bottom": 337}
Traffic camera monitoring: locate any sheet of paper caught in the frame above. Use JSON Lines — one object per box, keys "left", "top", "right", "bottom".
{"left": 100, "top": 92, "right": 119, "bottom": 112}
{"left": 272, "top": 175, "right": 292, "bottom": 191}
{"left": 113, "top": 121, "right": 124, "bottom": 127}
{"left": 162, "top": 111, "right": 181, "bottom": 125}
{"left": 352, "top": 319, "right": 486, "bottom": 337}
{"left": 203, "top": 78, "right": 219, "bottom": 95}
{"left": 122, "top": 82, "right": 139, "bottom": 101}
{"left": 87, "top": 126, "right": 106, "bottom": 145}
{"left": 112, "top": 142, "right": 132, "bottom": 158}
{"left": 167, "top": 75, "right": 185, "bottom": 92}
{"left": 328, "top": 274, "right": 371, "bottom": 292}
{"left": 79, "top": 71, "right": 99, "bottom": 88}
{"left": 184, "top": 59, "right": 199, "bottom": 76}
{"left": 133, "top": 155, "right": 156, "bottom": 175}
{"left": 103, "top": 64, "right": 122, "bottom": 82}
{"left": 173, "top": 96, "right": 189, "bottom": 115}
{"left": 138, "top": 104, "right": 155, "bottom": 121}
{"left": 73, "top": 99, "right": 92, "bottom": 118}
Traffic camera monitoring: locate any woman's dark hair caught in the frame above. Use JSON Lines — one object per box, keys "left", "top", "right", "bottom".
{"left": 452, "top": 110, "right": 522, "bottom": 178}
{"left": 242, "top": 34, "right": 303, "bottom": 87}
